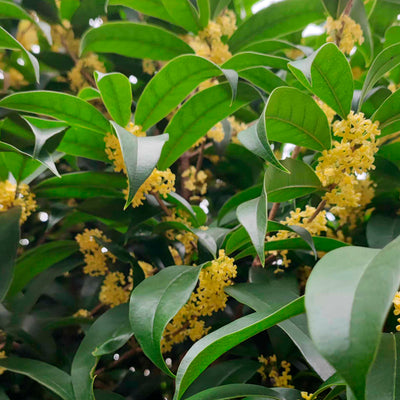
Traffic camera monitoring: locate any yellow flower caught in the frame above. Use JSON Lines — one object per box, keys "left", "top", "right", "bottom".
{"left": 99, "top": 272, "right": 130, "bottom": 308}
{"left": 301, "top": 392, "right": 313, "bottom": 400}
{"left": 142, "top": 58, "right": 156, "bottom": 75}
{"left": 315, "top": 98, "right": 336, "bottom": 125}
{"left": 162, "top": 250, "right": 237, "bottom": 352}
{"left": 182, "top": 166, "right": 208, "bottom": 197}
{"left": 138, "top": 261, "right": 156, "bottom": 278}
{"left": 207, "top": 122, "right": 225, "bottom": 142}
{"left": 73, "top": 309, "right": 92, "bottom": 318}
{"left": 258, "top": 354, "right": 294, "bottom": 388}
{"left": 393, "top": 292, "right": 400, "bottom": 331}
{"left": 228, "top": 116, "right": 248, "bottom": 144}
{"left": 0, "top": 351, "right": 6, "bottom": 375}
{"left": 16, "top": 20, "right": 38, "bottom": 51}
{"left": 326, "top": 15, "right": 364, "bottom": 54}
{"left": 0, "top": 180, "right": 37, "bottom": 224}
{"left": 75, "top": 229, "right": 116, "bottom": 276}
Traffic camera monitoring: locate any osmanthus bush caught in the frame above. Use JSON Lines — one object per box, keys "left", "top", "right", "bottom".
{"left": 1, "top": 0, "right": 400, "bottom": 399}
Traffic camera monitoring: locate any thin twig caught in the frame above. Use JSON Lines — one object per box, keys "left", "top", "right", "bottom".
{"left": 152, "top": 191, "right": 171, "bottom": 216}
{"left": 95, "top": 347, "right": 140, "bottom": 376}
{"left": 195, "top": 140, "right": 206, "bottom": 172}
{"left": 307, "top": 199, "right": 327, "bottom": 223}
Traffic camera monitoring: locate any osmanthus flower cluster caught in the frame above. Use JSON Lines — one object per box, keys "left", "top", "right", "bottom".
{"left": 161, "top": 250, "right": 237, "bottom": 352}
{"left": 257, "top": 354, "right": 294, "bottom": 388}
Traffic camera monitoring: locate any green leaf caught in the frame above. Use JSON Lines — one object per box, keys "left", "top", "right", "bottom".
{"left": 359, "top": 43, "right": 400, "bottom": 107}
{"left": 226, "top": 281, "right": 335, "bottom": 380}
{"left": 95, "top": 72, "right": 132, "bottom": 127}
{"left": 173, "top": 297, "right": 305, "bottom": 400}
{"left": 372, "top": 89, "right": 400, "bottom": 137}
{"left": 366, "top": 333, "right": 400, "bottom": 400}
{"left": 183, "top": 359, "right": 259, "bottom": 399}
{"left": 6, "top": 241, "right": 78, "bottom": 299}
{"left": 0, "top": 26, "right": 39, "bottom": 82}
{"left": 94, "top": 391, "right": 126, "bottom": 400}
{"left": 264, "top": 158, "right": 322, "bottom": 202}
{"left": 221, "top": 52, "right": 289, "bottom": 71}
{"left": 265, "top": 87, "right": 331, "bottom": 151}
{"left": 0, "top": 208, "right": 20, "bottom": 302}
{"left": 0, "top": 152, "right": 42, "bottom": 184}
{"left": 321, "top": 0, "right": 350, "bottom": 18}
{"left": 77, "top": 87, "right": 101, "bottom": 101}
{"left": 129, "top": 264, "right": 203, "bottom": 377}
{"left": 34, "top": 172, "right": 126, "bottom": 199}
{"left": 70, "top": 0, "right": 108, "bottom": 36}
{"left": 184, "top": 384, "right": 286, "bottom": 400}
{"left": 310, "top": 373, "right": 346, "bottom": 400}
{"left": 210, "top": 0, "right": 232, "bottom": 19}
{"left": 237, "top": 109, "right": 288, "bottom": 172}
{"left": 241, "top": 39, "right": 312, "bottom": 56}
{"left": 161, "top": 0, "right": 200, "bottom": 33}
{"left": 135, "top": 55, "right": 236, "bottom": 130}
{"left": 197, "top": 0, "right": 210, "bottom": 28}
{"left": 236, "top": 176, "right": 268, "bottom": 265}
{"left": 80, "top": 22, "right": 194, "bottom": 61}
{"left": 71, "top": 304, "right": 130, "bottom": 400}
{"left": 366, "top": 214, "right": 400, "bottom": 248}
{"left": 158, "top": 82, "right": 259, "bottom": 169}
{"left": 305, "top": 236, "right": 400, "bottom": 400}
{"left": 111, "top": 122, "right": 168, "bottom": 206}
{"left": 227, "top": 0, "right": 325, "bottom": 53}
{"left": 288, "top": 43, "right": 353, "bottom": 119}
{"left": 238, "top": 67, "right": 287, "bottom": 94}
{"left": 0, "top": 357, "right": 74, "bottom": 400}
{"left": 0, "top": 91, "right": 109, "bottom": 133}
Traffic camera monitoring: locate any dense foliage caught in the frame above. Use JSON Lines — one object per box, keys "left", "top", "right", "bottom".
{"left": 0, "top": 0, "right": 400, "bottom": 399}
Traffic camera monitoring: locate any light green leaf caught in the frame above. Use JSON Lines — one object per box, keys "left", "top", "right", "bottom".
{"left": 265, "top": 87, "right": 331, "bottom": 151}
{"left": 305, "top": 236, "right": 400, "bottom": 400}
{"left": 0, "top": 357, "right": 74, "bottom": 400}
{"left": 321, "top": 0, "right": 350, "bottom": 18}
{"left": 129, "top": 264, "right": 203, "bottom": 377}
{"left": 81, "top": 22, "right": 194, "bottom": 61}
{"left": 236, "top": 176, "right": 268, "bottom": 265}
{"left": 173, "top": 297, "right": 305, "bottom": 400}
{"left": 158, "top": 82, "right": 259, "bottom": 169}
{"left": 111, "top": 122, "right": 169, "bottom": 206}
{"left": 197, "top": 0, "right": 210, "bottom": 28}
{"left": 77, "top": 87, "right": 101, "bottom": 101}
{"left": 372, "top": 89, "right": 400, "bottom": 137}
{"left": 288, "top": 43, "right": 353, "bottom": 119}
{"left": 135, "top": 55, "right": 236, "bottom": 130}
{"left": 241, "top": 39, "right": 312, "bottom": 56}
{"left": 264, "top": 158, "right": 322, "bottom": 202}
{"left": 0, "top": 26, "right": 39, "bottom": 82}
{"left": 359, "top": 43, "right": 400, "bottom": 107}
{"left": 71, "top": 304, "right": 130, "bottom": 400}
{"left": 238, "top": 67, "right": 287, "bottom": 94}
{"left": 221, "top": 52, "right": 289, "bottom": 71}
{"left": 0, "top": 207, "right": 20, "bottom": 302}
{"left": 0, "top": 91, "right": 109, "bottom": 133}
{"left": 310, "top": 373, "right": 346, "bottom": 400}
{"left": 161, "top": 0, "right": 200, "bottom": 33}
{"left": 95, "top": 72, "right": 132, "bottom": 127}
{"left": 228, "top": 0, "right": 325, "bottom": 53}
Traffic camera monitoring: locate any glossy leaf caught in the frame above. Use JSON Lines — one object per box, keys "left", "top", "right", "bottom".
{"left": 228, "top": 0, "right": 325, "bottom": 53}
{"left": 372, "top": 89, "right": 400, "bottom": 137}
{"left": 111, "top": 122, "right": 169, "bottom": 206}
{"left": 158, "top": 82, "right": 259, "bottom": 169}
{"left": 173, "top": 297, "right": 305, "bottom": 399}
{"left": 197, "top": 0, "right": 210, "bottom": 28}
{"left": 366, "top": 214, "right": 400, "bottom": 248}
{"left": 236, "top": 176, "right": 268, "bottom": 265}
{"left": 265, "top": 87, "right": 331, "bottom": 151}
{"left": 129, "top": 264, "right": 202, "bottom": 377}
{"left": 321, "top": 0, "right": 350, "bottom": 17}
{"left": 71, "top": 304, "right": 130, "bottom": 400}
{"left": 95, "top": 72, "right": 132, "bottom": 127}
{"left": 135, "top": 55, "right": 236, "bottom": 130}
{"left": 289, "top": 43, "right": 353, "bottom": 119}
{"left": 359, "top": 43, "right": 400, "bottom": 107}
{"left": 81, "top": 22, "right": 194, "bottom": 61}
{"left": 305, "top": 236, "right": 400, "bottom": 400}
{"left": 264, "top": 158, "right": 322, "bottom": 202}
{"left": 161, "top": 0, "right": 200, "bottom": 33}
{"left": 221, "top": 52, "right": 289, "bottom": 71}
{"left": 0, "top": 207, "right": 21, "bottom": 302}
{"left": 0, "top": 91, "right": 109, "bottom": 133}
{"left": 0, "top": 26, "right": 39, "bottom": 82}
{"left": 0, "top": 357, "right": 74, "bottom": 400}
{"left": 238, "top": 67, "right": 287, "bottom": 94}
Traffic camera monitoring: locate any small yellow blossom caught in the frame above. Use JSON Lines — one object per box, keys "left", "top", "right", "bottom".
{"left": 99, "top": 272, "right": 130, "bottom": 308}
{"left": 138, "top": 261, "right": 156, "bottom": 278}
{"left": 258, "top": 354, "right": 294, "bottom": 388}
{"left": 68, "top": 53, "right": 106, "bottom": 91}
{"left": 182, "top": 166, "right": 208, "bottom": 197}
{"left": 75, "top": 229, "right": 116, "bottom": 276}
{"left": 393, "top": 292, "right": 400, "bottom": 331}
{"left": 285, "top": 48, "right": 304, "bottom": 60}
{"left": 207, "top": 122, "right": 225, "bottom": 142}
{"left": 162, "top": 250, "right": 237, "bottom": 352}
{"left": 73, "top": 309, "right": 92, "bottom": 318}
{"left": 301, "top": 392, "right": 313, "bottom": 400}
{"left": 315, "top": 98, "right": 336, "bottom": 125}
{"left": 0, "top": 351, "right": 6, "bottom": 375}
{"left": 142, "top": 58, "right": 156, "bottom": 75}
{"left": 228, "top": 116, "right": 248, "bottom": 144}
{"left": 0, "top": 180, "right": 37, "bottom": 224}
{"left": 326, "top": 15, "right": 364, "bottom": 54}
{"left": 352, "top": 66, "right": 363, "bottom": 80}
{"left": 298, "top": 265, "right": 312, "bottom": 290}
{"left": 16, "top": 20, "right": 38, "bottom": 51}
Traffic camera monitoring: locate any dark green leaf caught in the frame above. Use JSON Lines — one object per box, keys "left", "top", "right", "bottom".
{"left": 129, "top": 264, "right": 202, "bottom": 377}
{"left": 238, "top": 67, "right": 287, "bottom": 94}
{"left": 321, "top": 0, "right": 350, "bottom": 18}
{"left": 81, "top": 22, "right": 194, "bottom": 61}
{"left": 372, "top": 89, "right": 400, "bottom": 137}
{"left": 366, "top": 214, "right": 400, "bottom": 248}
{"left": 221, "top": 52, "right": 289, "bottom": 71}
{"left": 95, "top": 72, "right": 132, "bottom": 127}
{"left": 0, "top": 207, "right": 20, "bottom": 302}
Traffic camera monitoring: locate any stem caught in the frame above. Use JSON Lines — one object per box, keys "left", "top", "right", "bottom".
{"left": 291, "top": 145, "right": 302, "bottom": 159}
{"left": 95, "top": 347, "right": 140, "bottom": 376}
{"left": 152, "top": 192, "right": 171, "bottom": 216}
{"left": 308, "top": 199, "right": 327, "bottom": 223}
{"left": 180, "top": 154, "right": 191, "bottom": 200}
{"left": 195, "top": 140, "right": 206, "bottom": 172}
{"left": 268, "top": 202, "right": 280, "bottom": 221}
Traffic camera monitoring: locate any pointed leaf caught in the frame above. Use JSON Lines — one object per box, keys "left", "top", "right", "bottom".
{"left": 197, "top": 0, "right": 210, "bottom": 29}
{"left": 305, "top": 236, "right": 400, "bottom": 400}
{"left": 95, "top": 72, "right": 132, "bottom": 127}
{"left": 173, "top": 297, "right": 305, "bottom": 400}
{"left": 265, "top": 87, "right": 331, "bottom": 151}
{"left": 289, "top": 43, "right": 353, "bottom": 119}
{"left": 238, "top": 67, "right": 287, "bottom": 94}
{"left": 158, "top": 82, "right": 259, "bottom": 169}
{"left": 111, "top": 122, "right": 169, "bottom": 206}
{"left": 0, "top": 91, "right": 109, "bottom": 133}
{"left": 321, "top": 0, "right": 350, "bottom": 18}
{"left": 161, "top": 0, "right": 200, "bottom": 33}
{"left": 372, "top": 89, "right": 400, "bottom": 137}
{"left": 129, "top": 264, "right": 203, "bottom": 377}
{"left": 221, "top": 52, "right": 289, "bottom": 71}
{"left": 81, "top": 22, "right": 194, "bottom": 61}
{"left": 236, "top": 177, "right": 268, "bottom": 265}
{"left": 0, "top": 207, "right": 20, "bottom": 302}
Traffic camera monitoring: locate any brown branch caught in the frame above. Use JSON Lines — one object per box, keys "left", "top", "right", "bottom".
{"left": 95, "top": 347, "right": 141, "bottom": 376}
{"left": 195, "top": 140, "right": 206, "bottom": 172}
{"left": 179, "top": 154, "right": 191, "bottom": 200}
{"left": 307, "top": 199, "right": 327, "bottom": 223}
{"left": 188, "top": 142, "right": 213, "bottom": 158}
{"left": 268, "top": 202, "right": 280, "bottom": 221}
{"left": 152, "top": 192, "right": 171, "bottom": 216}
{"left": 291, "top": 145, "right": 302, "bottom": 159}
